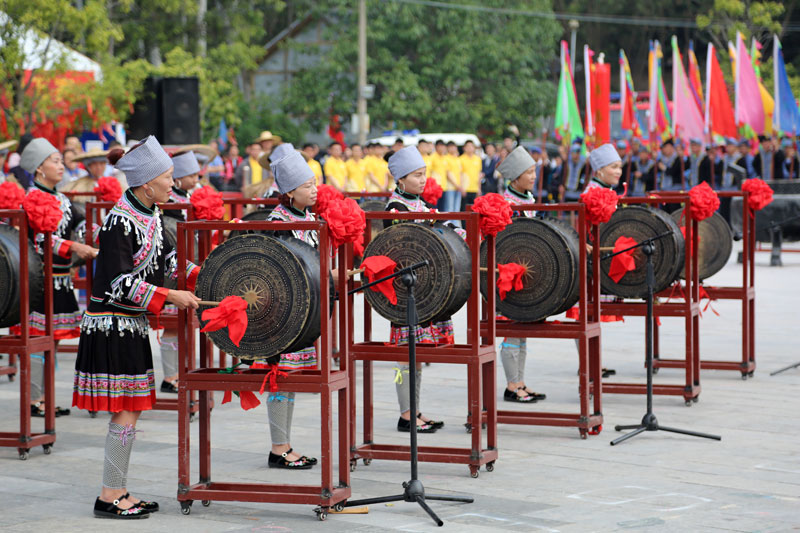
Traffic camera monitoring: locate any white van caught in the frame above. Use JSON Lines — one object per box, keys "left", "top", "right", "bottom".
{"left": 367, "top": 133, "right": 482, "bottom": 147}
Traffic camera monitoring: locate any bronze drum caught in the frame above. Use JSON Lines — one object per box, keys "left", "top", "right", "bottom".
{"left": 362, "top": 222, "right": 471, "bottom": 325}
{"left": 227, "top": 208, "right": 274, "bottom": 239}
{"left": 479, "top": 217, "right": 580, "bottom": 322}
{"left": 195, "top": 233, "right": 328, "bottom": 362}
{"left": 599, "top": 206, "right": 685, "bottom": 298}
{"left": 670, "top": 208, "right": 732, "bottom": 280}
{"left": 0, "top": 225, "right": 44, "bottom": 327}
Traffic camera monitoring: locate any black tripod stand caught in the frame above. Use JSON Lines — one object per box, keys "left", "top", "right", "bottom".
{"left": 603, "top": 234, "right": 722, "bottom": 446}
{"left": 345, "top": 260, "right": 474, "bottom": 526}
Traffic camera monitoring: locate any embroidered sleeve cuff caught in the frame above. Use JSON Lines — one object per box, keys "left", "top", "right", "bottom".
{"left": 55, "top": 238, "right": 74, "bottom": 258}
{"left": 147, "top": 287, "right": 170, "bottom": 314}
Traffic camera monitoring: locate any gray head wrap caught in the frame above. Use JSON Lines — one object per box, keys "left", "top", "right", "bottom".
{"left": 172, "top": 151, "right": 200, "bottom": 179}
{"left": 270, "top": 143, "right": 314, "bottom": 193}
{"left": 497, "top": 146, "right": 535, "bottom": 181}
{"left": 588, "top": 143, "right": 621, "bottom": 171}
{"left": 388, "top": 146, "right": 425, "bottom": 182}
{"left": 20, "top": 138, "right": 58, "bottom": 174}
{"left": 114, "top": 135, "right": 173, "bottom": 187}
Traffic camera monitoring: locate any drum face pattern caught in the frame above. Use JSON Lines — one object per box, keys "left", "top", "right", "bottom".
{"left": 195, "top": 233, "right": 320, "bottom": 362}
{"left": 0, "top": 225, "right": 44, "bottom": 327}
{"left": 599, "top": 206, "right": 685, "bottom": 299}
{"left": 480, "top": 217, "right": 580, "bottom": 322}
{"left": 363, "top": 223, "right": 472, "bottom": 325}
{"left": 671, "top": 208, "right": 733, "bottom": 281}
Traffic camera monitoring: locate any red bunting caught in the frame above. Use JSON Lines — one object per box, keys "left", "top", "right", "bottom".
{"left": 22, "top": 189, "right": 62, "bottom": 233}
{"left": 421, "top": 178, "right": 443, "bottom": 205}
{"left": 579, "top": 186, "right": 618, "bottom": 226}
{"left": 200, "top": 295, "right": 249, "bottom": 346}
{"left": 251, "top": 362, "right": 289, "bottom": 395}
{"left": 497, "top": 262, "right": 526, "bottom": 300}
{"left": 608, "top": 235, "right": 638, "bottom": 282}
{"left": 741, "top": 178, "right": 774, "bottom": 211}
{"left": 221, "top": 390, "right": 261, "bottom": 410}
{"left": 324, "top": 197, "right": 366, "bottom": 253}
{"left": 472, "top": 193, "right": 513, "bottom": 238}
{"left": 190, "top": 185, "right": 225, "bottom": 220}
{"left": 0, "top": 181, "right": 26, "bottom": 209}
{"left": 361, "top": 255, "right": 398, "bottom": 304}
{"left": 94, "top": 177, "right": 122, "bottom": 203}
{"left": 688, "top": 182, "right": 720, "bottom": 221}
{"left": 314, "top": 184, "right": 344, "bottom": 219}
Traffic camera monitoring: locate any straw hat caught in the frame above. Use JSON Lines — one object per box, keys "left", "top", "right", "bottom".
{"left": 173, "top": 144, "right": 218, "bottom": 161}
{"left": 254, "top": 130, "right": 274, "bottom": 144}
{"left": 72, "top": 148, "right": 109, "bottom": 164}
{"left": 0, "top": 140, "right": 17, "bottom": 153}
{"left": 60, "top": 176, "right": 98, "bottom": 194}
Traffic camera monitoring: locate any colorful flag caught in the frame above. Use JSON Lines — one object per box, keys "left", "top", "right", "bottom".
{"left": 218, "top": 119, "right": 228, "bottom": 150}
{"left": 648, "top": 40, "right": 672, "bottom": 142}
{"left": 751, "top": 38, "right": 775, "bottom": 134}
{"left": 735, "top": 33, "right": 765, "bottom": 135}
{"left": 704, "top": 43, "right": 737, "bottom": 139}
{"left": 584, "top": 45, "right": 594, "bottom": 139}
{"left": 671, "top": 36, "right": 705, "bottom": 145}
{"left": 773, "top": 35, "right": 800, "bottom": 134}
{"left": 555, "top": 40, "right": 585, "bottom": 144}
{"left": 593, "top": 55, "right": 611, "bottom": 144}
{"left": 619, "top": 49, "right": 643, "bottom": 139}
{"left": 687, "top": 41, "right": 705, "bottom": 112}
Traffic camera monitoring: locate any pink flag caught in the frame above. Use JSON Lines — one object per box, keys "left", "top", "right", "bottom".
{"left": 672, "top": 37, "right": 705, "bottom": 145}
{"left": 735, "top": 32, "right": 765, "bottom": 134}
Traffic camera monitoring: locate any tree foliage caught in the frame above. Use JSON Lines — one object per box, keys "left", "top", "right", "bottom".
{"left": 697, "top": 0, "right": 785, "bottom": 51}
{"left": 282, "top": 0, "right": 561, "bottom": 137}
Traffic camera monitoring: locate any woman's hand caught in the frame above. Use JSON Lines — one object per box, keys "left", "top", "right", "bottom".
{"left": 166, "top": 290, "right": 201, "bottom": 310}
{"left": 70, "top": 242, "right": 99, "bottom": 260}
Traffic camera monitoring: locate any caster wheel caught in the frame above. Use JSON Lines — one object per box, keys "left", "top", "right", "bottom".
{"left": 589, "top": 425, "right": 603, "bottom": 435}
{"left": 469, "top": 468, "right": 479, "bottom": 478}
{"left": 692, "top": 396, "right": 699, "bottom": 403}
{"left": 464, "top": 423, "right": 473, "bottom": 434}
{"left": 315, "top": 507, "right": 328, "bottom": 521}
{"left": 18, "top": 450, "right": 28, "bottom": 460}
{"left": 741, "top": 374, "right": 748, "bottom": 380}
{"left": 189, "top": 414, "right": 196, "bottom": 423}
{"left": 363, "top": 458, "right": 372, "bottom": 466}
{"left": 580, "top": 431, "right": 587, "bottom": 440}
{"left": 202, "top": 500, "right": 211, "bottom": 507}
{"left": 748, "top": 371, "right": 755, "bottom": 377}
{"left": 180, "top": 502, "right": 192, "bottom": 515}
{"left": 333, "top": 501, "right": 345, "bottom": 512}
{"left": 43, "top": 444, "right": 52, "bottom": 455}
{"left": 349, "top": 460, "right": 357, "bottom": 472}
{"left": 652, "top": 367, "right": 660, "bottom": 375}
{"left": 485, "top": 461, "right": 495, "bottom": 472}
{"left": 8, "top": 374, "right": 15, "bottom": 382}
{"left": 685, "top": 400, "right": 692, "bottom": 407}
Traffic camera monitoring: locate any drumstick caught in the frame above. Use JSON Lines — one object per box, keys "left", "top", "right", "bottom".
{"left": 478, "top": 266, "right": 531, "bottom": 272}
{"left": 347, "top": 268, "right": 365, "bottom": 277}
{"left": 198, "top": 300, "right": 221, "bottom": 306}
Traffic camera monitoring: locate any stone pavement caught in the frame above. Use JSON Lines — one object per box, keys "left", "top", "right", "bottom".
{"left": 1, "top": 243, "right": 799, "bottom": 532}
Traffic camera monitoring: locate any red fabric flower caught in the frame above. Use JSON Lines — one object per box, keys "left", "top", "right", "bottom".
{"left": 190, "top": 185, "right": 225, "bottom": 220}
{"left": 688, "top": 182, "right": 720, "bottom": 221}
{"left": 608, "top": 235, "right": 637, "bottom": 283}
{"left": 314, "top": 184, "right": 344, "bottom": 219}
{"left": 579, "top": 186, "right": 618, "bottom": 226}
{"left": 472, "top": 193, "right": 513, "bottom": 238}
{"left": 0, "top": 181, "right": 26, "bottom": 210}
{"left": 361, "top": 255, "right": 397, "bottom": 304}
{"left": 325, "top": 197, "right": 366, "bottom": 252}
{"left": 94, "top": 177, "right": 122, "bottom": 203}
{"left": 741, "top": 178, "right": 774, "bottom": 211}
{"left": 200, "top": 295, "right": 249, "bottom": 346}
{"left": 497, "top": 262, "right": 526, "bottom": 300}
{"left": 23, "top": 189, "right": 62, "bottom": 233}
{"left": 421, "top": 178, "right": 443, "bottom": 205}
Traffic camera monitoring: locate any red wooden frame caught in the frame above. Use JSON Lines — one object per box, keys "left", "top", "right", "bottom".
{"left": 347, "top": 211, "right": 499, "bottom": 478}
{"left": 0, "top": 210, "right": 57, "bottom": 459}
{"left": 598, "top": 193, "right": 702, "bottom": 405}
{"left": 652, "top": 191, "right": 756, "bottom": 378}
{"left": 175, "top": 219, "right": 350, "bottom": 516}
{"left": 478, "top": 203, "right": 604, "bottom": 438}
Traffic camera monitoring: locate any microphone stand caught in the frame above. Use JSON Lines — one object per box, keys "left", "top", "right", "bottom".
{"left": 345, "top": 260, "right": 474, "bottom": 526}
{"left": 602, "top": 233, "right": 722, "bottom": 446}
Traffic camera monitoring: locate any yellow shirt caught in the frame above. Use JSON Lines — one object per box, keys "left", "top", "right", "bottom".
{"left": 445, "top": 154, "right": 462, "bottom": 190}
{"left": 323, "top": 157, "right": 347, "bottom": 190}
{"left": 249, "top": 156, "right": 262, "bottom": 184}
{"left": 307, "top": 158, "right": 323, "bottom": 185}
{"left": 366, "top": 155, "right": 389, "bottom": 192}
{"left": 345, "top": 158, "right": 367, "bottom": 192}
{"left": 428, "top": 152, "right": 449, "bottom": 190}
{"left": 421, "top": 153, "right": 433, "bottom": 175}
{"left": 459, "top": 153, "right": 482, "bottom": 193}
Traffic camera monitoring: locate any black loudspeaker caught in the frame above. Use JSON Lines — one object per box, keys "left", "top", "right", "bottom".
{"left": 160, "top": 77, "right": 200, "bottom": 145}
{"left": 127, "top": 76, "right": 162, "bottom": 142}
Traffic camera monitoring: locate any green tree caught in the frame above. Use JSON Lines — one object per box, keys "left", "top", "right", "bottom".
{"left": 697, "top": 0, "right": 785, "bottom": 51}
{"left": 282, "top": 0, "right": 562, "bottom": 137}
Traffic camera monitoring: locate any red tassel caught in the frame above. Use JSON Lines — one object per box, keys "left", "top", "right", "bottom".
{"left": 238, "top": 390, "right": 261, "bottom": 410}
{"left": 222, "top": 390, "right": 233, "bottom": 404}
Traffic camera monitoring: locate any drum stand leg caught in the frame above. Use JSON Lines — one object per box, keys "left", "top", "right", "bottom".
{"left": 611, "top": 242, "right": 721, "bottom": 446}
{"left": 345, "top": 266, "right": 473, "bottom": 525}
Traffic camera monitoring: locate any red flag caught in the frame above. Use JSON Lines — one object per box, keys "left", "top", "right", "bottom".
{"left": 706, "top": 44, "right": 737, "bottom": 139}
{"left": 593, "top": 61, "right": 611, "bottom": 144}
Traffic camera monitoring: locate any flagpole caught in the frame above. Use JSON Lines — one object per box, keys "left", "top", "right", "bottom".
{"left": 705, "top": 43, "right": 712, "bottom": 141}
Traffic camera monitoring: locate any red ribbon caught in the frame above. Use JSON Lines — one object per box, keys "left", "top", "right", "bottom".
{"left": 324, "top": 197, "right": 366, "bottom": 254}
{"left": 688, "top": 182, "right": 720, "bottom": 221}
{"left": 200, "top": 296, "right": 249, "bottom": 346}
{"left": 497, "top": 262, "right": 526, "bottom": 300}
{"left": 741, "top": 178, "right": 774, "bottom": 213}
{"left": 94, "top": 177, "right": 122, "bottom": 203}
{"left": 190, "top": 185, "right": 225, "bottom": 220}
{"left": 579, "top": 186, "right": 618, "bottom": 226}
{"left": 0, "top": 181, "right": 25, "bottom": 209}
{"left": 608, "top": 236, "right": 638, "bottom": 283}
{"left": 421, "top": 178, "right": 443, "bottom": 205}
{"left": 360, "top": 255, "right": 398, "bottom": 304}
{"left": 472, "top": 193, "right": 513, "bottom": 238}
{"left": 314, "top": 184, "right": 345, "bottom": 219}
{"left": 23, "top": 189, "right": 62, "bottom": 233}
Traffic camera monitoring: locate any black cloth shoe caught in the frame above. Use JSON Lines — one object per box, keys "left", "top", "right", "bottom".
{"left": 418, "top": 414, "right": 444, "bottom": 429}
{"left": 93, "top": 497, "right": 149, "bottom": 519}
{"left": 268, "top": 448, "right": 313, "bottom": 469}
{"left": 30, "top": 402, "right": 70, "bottom": 417}
{"left": 123, "top": 493, "right": 159, "bottom": 512}
{"left": 160, "top": 380, "right": 179, "bottom": 393}
{"left": 299, "top": 455, "right": 318, "bottom": 466}
{"left": 397, "top": 417, "right": 437, "bottom": 433}
{"left": 522, "top": 388, "right": 547, "bottom": 401}
{"left": 504, "top": 388, "right": 536, "bottom": 403}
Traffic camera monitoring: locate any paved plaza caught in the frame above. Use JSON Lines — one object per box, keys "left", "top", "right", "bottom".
{"left": 1, "top": 243, "right": 799, "bottom": 532}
